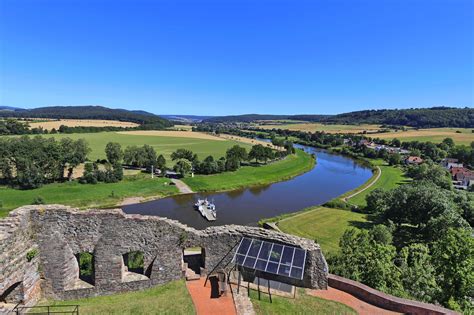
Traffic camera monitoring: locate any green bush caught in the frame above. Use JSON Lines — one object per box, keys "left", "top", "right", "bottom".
{"left": 26, "top": 248, "right": 38, "bottom": 262}
{"left": 323, "top": 199, "right": 351, "bottom": 210}
{"left": 32, "top": 196, "right": 45, "bottom": 205}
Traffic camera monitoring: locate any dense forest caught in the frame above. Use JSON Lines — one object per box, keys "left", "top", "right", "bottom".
{"left": 204, "top": 107, "right": 474, "bottom": 128}
{"left": 0, "top": 105, "right": 172, "bottom": 128}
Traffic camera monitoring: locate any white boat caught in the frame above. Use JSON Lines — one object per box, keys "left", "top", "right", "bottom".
{"left": 194, "top": 199, "right": 217, "bottom": 221}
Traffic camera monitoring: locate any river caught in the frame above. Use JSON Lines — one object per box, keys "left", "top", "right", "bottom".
{"left": 122, "top": 144, "right": 372, "bottom": 229}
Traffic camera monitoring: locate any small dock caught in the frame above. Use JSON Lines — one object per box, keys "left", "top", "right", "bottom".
{"left": 201, "top": 207, "right": 216, "bottom": 221}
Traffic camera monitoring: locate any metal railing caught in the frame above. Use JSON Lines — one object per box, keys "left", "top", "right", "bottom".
{"left": 11, "top": 304, "right": 79, "bottom": 314}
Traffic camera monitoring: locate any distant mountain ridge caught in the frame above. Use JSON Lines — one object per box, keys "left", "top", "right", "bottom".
{"left": 159, "top": 115, "right": 213, "bottom": 123}
{"left": 0, "top": 105, "right": 172, "bottom": 128}
{"left": 0, "top": 105, "right": 24, "bottom": 111}
{"left": 204, "top": 107, "right": 474, "bottom": 128}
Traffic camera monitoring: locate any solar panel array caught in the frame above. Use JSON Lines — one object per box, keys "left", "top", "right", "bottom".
{"left": 233, "top": 237, "right": 307, "bottom": 280}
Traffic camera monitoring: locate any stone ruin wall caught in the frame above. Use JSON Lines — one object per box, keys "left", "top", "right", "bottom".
{"left": 0, "top": 205, "right": 328, "bottom": 305}
{"left": 0, "top": 208, "right": 42, "bottom": 307}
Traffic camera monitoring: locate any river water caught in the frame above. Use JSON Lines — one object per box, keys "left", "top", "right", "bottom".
{"left": 122, "top": 144, "right": 372, "bottom": 229}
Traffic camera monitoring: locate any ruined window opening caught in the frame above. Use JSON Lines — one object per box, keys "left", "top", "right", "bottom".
{"left": 123, "top": 251, "right": 145, "bottom": 275}
{"left": 183, "top": 247, "right": 206, "bottom": 275}
{"left": 76, "top": 252, "right": 95, "bottom": 285}
{"left": 0, "top": 282, "right": 23, "bottom": 304}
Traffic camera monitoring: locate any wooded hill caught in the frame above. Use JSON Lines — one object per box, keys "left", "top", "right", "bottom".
{"left": 204, "top": 107, "right": 474, "bottom": 128}
{"left": 0, "top": 105, "right": 172, "bottom": 128}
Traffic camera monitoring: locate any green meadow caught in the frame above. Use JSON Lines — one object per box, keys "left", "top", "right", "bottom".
{"left": 15, "top": 131, "right": 252, "bottom": 162}
{"left": 38, "top": 280, "right": 195, "bottom": 315}
{"left": 276, "top": 207, "right": 368, "bottom": 256}
{"left": 183, "top": 149, "right": 315, "bottom": 192}
{"left": 346, "top": 159, "right": 408, "bottom": 207}
{"left": 0, "top": 174, "right": 178, "bottom": 217}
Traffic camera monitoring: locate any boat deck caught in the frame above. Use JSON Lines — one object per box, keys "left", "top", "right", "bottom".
{"left": 201, "top": 207, "right": 216, "bottom": 221}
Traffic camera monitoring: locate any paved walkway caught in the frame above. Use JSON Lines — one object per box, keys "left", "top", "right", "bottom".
{"left": 186, "top": 278, "right": 236, "bottom": 315}
{"left": 343, "top": 166, "right": 381, "bottom": 202}
{"left": 308, "top": 287, "right": 402, "bottom": 315}
{"left": 172, "top": 178, "right": 194, "bottom": 194}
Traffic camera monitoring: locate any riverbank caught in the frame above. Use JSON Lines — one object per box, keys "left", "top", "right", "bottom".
{"left": 0, "top": 175, "right": 179, "bottom": 217}
{"left": 0, "top": 150, "right": 314, "bottom": 217}
{"left": 182, "top": 149, "right": 315, "bottom": 192}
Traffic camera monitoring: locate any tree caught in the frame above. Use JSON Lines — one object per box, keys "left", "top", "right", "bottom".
{"left": 398, "top": 244, "right": 440, "bottom": 303}
{"left": 225, "top": 145, "right": 248, "bottom": 167}
{"left": 171, "top": 149, "right": 197, "bottom": 162}
{"left": 329, "top": 229, "right": 404, "bottom": 296}
{"left": 105, "top": 142, "right": 123, "bottom": 164}
{"left": 391, "top": 138, "right": 401, "bottom": 147}
{"left": 141, "top": 144, "right": 157, "bottom": 171}
{"left": 60, "top": 138, "right": 90, "bottom": 181}
{"left": 365, "top": 188, "right": 390, "bottom": 215}
{"left": 406, "top": 162, "right": 452, "bottom": 190}
{"left": 124, "top": 146, "right": 143, "bottom": 167}
{"left": 387, "top": 153, "right": 401, "bottom": 165}
{"left": 442, "top": 137, "right": 455, "bottom": 148}
{"left": 248, "top": 144, "right": 265, "bottom": 163}
{"left": 156, "top": 154, "right": 166, "bottom": 170}
{"left": 225, "top": 156, "right": 240, "bottom": 171}
{"left": 262, "top": 147, "right": 274, "bottom": 164}
{"left": 197, "top": 155, "right": 220, "bottom": 174}
{"left": 370, "top": 181, "right": 469, "bottom": 242}
{"left": 432, "top": 228, "right": 474, "bottom": 312}
{"left": 173, "top": 159, "right": 192, "bottom": 177}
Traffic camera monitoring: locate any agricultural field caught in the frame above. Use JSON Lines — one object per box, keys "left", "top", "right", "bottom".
{"left": 258, "top": 122, "right": 382, "bottom": 134}
{"left": 28, "top": 118, "right": 139, "bottom": 130}
{"left": 276, "top": 207, "right": 368, "bottom": 256}
{"left": 38, "top": 280, "right": 195, "bottom": 314}
{"left": 24, "top": 131, "right": 253, "bottom": 162}
{"left": 183, "top": 149, "right": 314, "bottom": 192}
{"left": 369, "top": 127, "right": 474, "bottom": 146}
{"left": 0, "top": 174, "right": 178, "bottom": 216}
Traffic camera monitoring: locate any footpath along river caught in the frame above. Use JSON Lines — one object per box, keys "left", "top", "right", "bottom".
{"left": 122, "top": 144, "right": 372, "bottom": 229}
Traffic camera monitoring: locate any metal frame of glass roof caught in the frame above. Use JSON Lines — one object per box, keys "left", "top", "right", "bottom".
{"left": 232, "top": 237, "right": 307, "bottom": 280}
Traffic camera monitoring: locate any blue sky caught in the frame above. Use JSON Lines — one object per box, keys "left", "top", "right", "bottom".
{"left": 0, "top": 0, "right": 472, "bottom": 115}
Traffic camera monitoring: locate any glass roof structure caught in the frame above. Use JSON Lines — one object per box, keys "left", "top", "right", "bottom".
{"left": 232, "top": 237, "right": 307, "bottom": 280}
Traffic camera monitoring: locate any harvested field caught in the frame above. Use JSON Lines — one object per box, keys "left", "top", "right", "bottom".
{"left": 258, "top": 123, "right": 382, "bottom": 134}
{"left": 218, "top": 134, "right": 281, "bottom": 149}
{"left": 29, "top": 119, "right": 139, "bottom": 130}
{"left": 369, "top": 128, "right": 474, "bottom": 145}
{"left": 117, "top": 130, "right": 225, "bottom": 141}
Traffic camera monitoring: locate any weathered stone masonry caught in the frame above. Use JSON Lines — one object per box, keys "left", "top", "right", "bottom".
{"left": 0, "top": 205, "right": 328, "bottom": 305}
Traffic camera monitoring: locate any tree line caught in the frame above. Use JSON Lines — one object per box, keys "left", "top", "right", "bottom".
{"left": 203, "top": 107, "right": 474, "bottom": 128}
{"left": 0, "top": 105, "right": 172, "bottom": 127}
{"left": 0, "top": 136, "right": 90, "bottom": 189}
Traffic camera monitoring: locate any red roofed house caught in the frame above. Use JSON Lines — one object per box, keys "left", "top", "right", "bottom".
{"left": 405, "top": 156, "right": 423, "bottom": 165}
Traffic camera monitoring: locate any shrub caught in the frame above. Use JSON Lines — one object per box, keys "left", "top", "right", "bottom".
{"left": 323, "top": 199, "right": 350, "bottom": 210}
{"left": 32, "top": 196, "right": 45, "bottom": 205}
{"left": 26, "top": 248, "right": 38, "bottom": 262}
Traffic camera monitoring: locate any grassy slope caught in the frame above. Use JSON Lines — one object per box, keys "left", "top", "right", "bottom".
{"left": 19, "top": 132, "right": 251, "bottom": 162}
{"left": 0, "top": 174, "right": 178, "bottom": 217}
{"left": 39, "top": 280, "right": 195, "bottom": 315}
{"left": 250, "top": 288, "right": 356, "bottom": 315}
{"left": 347, "top": 159, "right": 407, "bottom": 207}
{"left": 277, "top": 207, "right": 368, "bottom": 256}
{"left": 183, "top": 149, "right": 315, "bottom": 192}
